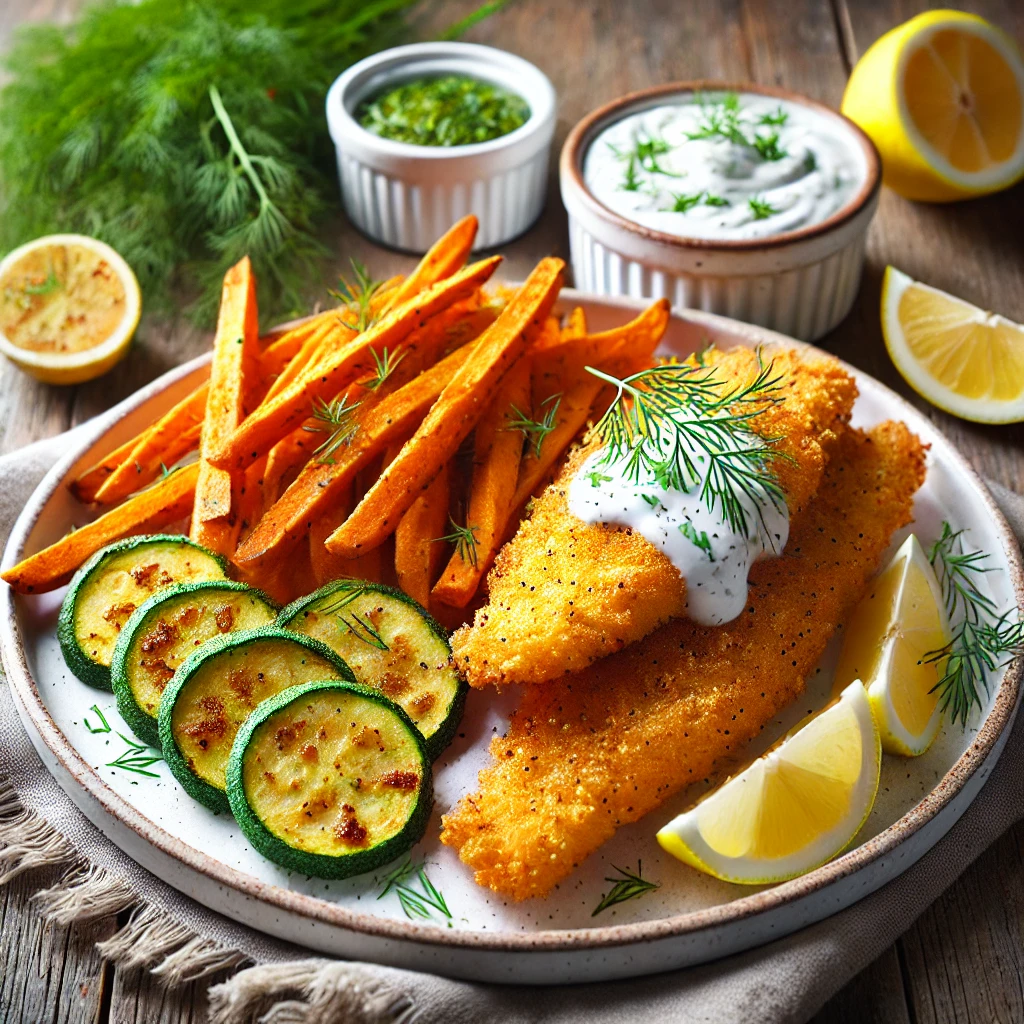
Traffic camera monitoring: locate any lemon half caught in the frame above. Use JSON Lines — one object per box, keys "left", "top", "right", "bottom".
{"left": 0, "top": 234, "right": 141, "bottom": 385}
{"left": 882, "top": 265, "right": 1024, "bottom": 423}
{"left": 842, "top": 10, "right": 1024, "bottom": 201}
{"left": 657, "top": 681, "right": 881, "bottom": 885}
{"left": 834, "top": 535, "right": 950, "bottom": 757}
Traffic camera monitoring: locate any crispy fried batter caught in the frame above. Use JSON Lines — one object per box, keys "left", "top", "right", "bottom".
{"left": 441, "top": 421, "right": 927, "bottom": 900}
{"left": 452, "top": 345, "right": 859, "bottom": 687}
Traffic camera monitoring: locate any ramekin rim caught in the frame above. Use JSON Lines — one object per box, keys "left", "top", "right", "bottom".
{"left": 326, "top": 41, "right": 556, "bottom": 162}
{"left": 560, "top": 80, "right": 882, "bottom": 253}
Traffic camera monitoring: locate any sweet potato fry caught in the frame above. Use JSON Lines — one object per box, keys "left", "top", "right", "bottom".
{"left": 233, "top": 338, "right": 482, "bottom": 569}
{"left": 383, "top": 215, "right": 477, "bottom": 312}
{"left": 190, "top": 256, "right": 260, "bottom": 555}
{"left": 395, "top": 460, "right": 452, "bottom": 606}
{"left": 71, "top": 435, "right": 151, "bottom": 504}
{"left": 92, "top": 383, "right": 208, "bottom": 504}
{"left": 234, "top": 454, "right": 268, "bottom": 547}
{"left": 562, "top": 306, "right": 587, "bottom": 340}
{"left": 3, "top": 463, "right": 200, "bottom": 594}
{"left": 210, "top": 256, "right": 502, "bottom": 473}
{"left": 513, "top": 300, "right": 670, "bottom": 508}
{"left": 308, "top": 489, "right": 354, "bottom": 587}
{"left": 432, "top": 358, "right": 531, "bottom": 608}
{"left": 325, "top": 258, "right": 565, "bottom": 559}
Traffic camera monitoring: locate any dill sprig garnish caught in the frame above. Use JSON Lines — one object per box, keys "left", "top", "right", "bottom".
{"left": 435, "top": 518, "right": 480, "bottom": 569}
{"left": 609, "top": 130, "right": 680, "bottom": 191}
{"left": 378, "top": 858, "right": 451, "bottom": 921}
{"left": 748, "top": 196, "right": 778, "bottom": 220}
{"left": 106, "top": 733, "right": 162, "bottom": 779}
{"left": 663, "top": 190, "right": 731, "bottom": 214}
{"left": 317, "top": 583, "right": 390, "bottom": 650}
{"left": 926, "top": 522, "right": 1024, "bottom": 727}
{"left": 303, "top": 394, "right": 362, "bottom": 464}
{"left": 592, "top": 861, "right": 660, "bottom": 916}
{"left": 507, "top": 394, "right": 562, "bottom": 457}
{"left": 585, "top": 356, "right": 789, "bottom": 539}
{"left": 331, "top": 259, "right": 385, "bottom": 332}
{"left": 362, "top": 347, "right": 406, "bottom": 392}
{"left": 687, "top": 92, "right": 788, "bottom": 161}
{"left": 83, "top": 704, "right": 111, "bottom": 734}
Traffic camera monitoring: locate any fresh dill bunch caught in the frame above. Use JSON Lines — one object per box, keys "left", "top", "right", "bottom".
{"left": 926, "top": 522, "right": 1024, "bottom": 727}
{"left": 585, "top": 356, "right": 789, "bottom": 539}
{"left": 0, "top": 0, "right": 469, "bottom": 325}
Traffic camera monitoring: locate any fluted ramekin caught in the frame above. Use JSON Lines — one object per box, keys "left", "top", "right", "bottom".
{"left": 327, "top": 42, "right": 556, "bottom": 252}
{"left": 560, "top": 82, "right": 881, "bottom": 341}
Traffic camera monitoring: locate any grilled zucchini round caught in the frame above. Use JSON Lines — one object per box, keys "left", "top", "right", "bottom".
{"left": 111, "top": 581, "right": 278, "bottom": 746}
{"left": 58, "top": 534, "right": 227, "bottom": 689}
{"left": 226, "top": 679, "right": 431, "bottom": 879}
{"left": 278, "top": 581, "right": 465, "bottom": 759}
{"left": 158, "top": 627, "right": 353, "bottom": 812}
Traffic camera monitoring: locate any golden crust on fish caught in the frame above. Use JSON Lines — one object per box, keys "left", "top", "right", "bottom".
{"left": 441, "top": 421, "right": 927, "bottom": 900}
{"left": 451, "top": 345, "right": 859, "bottom": 688}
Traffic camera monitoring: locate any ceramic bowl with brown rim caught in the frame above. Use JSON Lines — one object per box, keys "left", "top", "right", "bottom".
{"left": 560, "top": 82, "right": 882, "bottom": 341}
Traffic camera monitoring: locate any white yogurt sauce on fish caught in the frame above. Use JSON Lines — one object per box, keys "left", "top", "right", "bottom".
{"left": 566, "top": 412, "right": 789, "bottom": 626}
{"left": 583, "top": 91, "right": 867, "bottom": 241}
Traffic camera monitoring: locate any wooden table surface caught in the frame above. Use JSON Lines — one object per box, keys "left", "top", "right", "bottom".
{"left": 2, "top": 0, "right": 1023, "bottom": 1020}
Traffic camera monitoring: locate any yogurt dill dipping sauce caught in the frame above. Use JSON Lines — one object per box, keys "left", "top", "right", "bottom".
{"left": 566, "top": 376, "right": 789, "bottom": 627}
{"left": 582, "top": 91, "right": 867, "bottom": 241}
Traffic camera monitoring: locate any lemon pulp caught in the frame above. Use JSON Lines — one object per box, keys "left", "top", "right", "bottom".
{"left": 657, "top": 681, "right": 880, "bottom": 884}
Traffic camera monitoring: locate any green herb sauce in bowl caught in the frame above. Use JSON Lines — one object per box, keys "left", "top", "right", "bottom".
{"left": 357, "top": 75, "right": 530, "bottom": 147}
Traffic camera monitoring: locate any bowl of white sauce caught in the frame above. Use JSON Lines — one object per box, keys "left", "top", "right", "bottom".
{"left": 560, "top": 82, "right": 880, "bottom": 341}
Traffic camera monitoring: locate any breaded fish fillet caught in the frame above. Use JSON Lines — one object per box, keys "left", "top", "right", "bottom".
{"left": 441, "top": 421, "right": 927, "bottom": 900}
{"left": 452, "top": 346, "right": 858, "bottom": 687}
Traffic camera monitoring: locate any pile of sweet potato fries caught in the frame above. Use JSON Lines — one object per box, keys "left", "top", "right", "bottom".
{"left": 3, "top": 217, "right": 669, "bottom": 621}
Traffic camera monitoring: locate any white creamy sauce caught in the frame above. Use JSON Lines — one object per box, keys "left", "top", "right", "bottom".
{"left": 583, "top": 92, "right": 867, "bottom": 241}
{"left": 567, "top": 416, "right": 789, "bottom": 626}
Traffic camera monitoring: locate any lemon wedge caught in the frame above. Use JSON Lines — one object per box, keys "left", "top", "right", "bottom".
{"left": 842, "top": 10, "right": 1024, "bottom": 201}
{"left": 881, "top": 265, "right": 1024, "bottom": 423}
{"left": 656, "top": 682, "right": 881, "bottom": 884}
{"left": 0, "top": 234, "right": 141, "bottom": 385}
{"left": 834, "top": 535, "right": 950, "bottom": 757}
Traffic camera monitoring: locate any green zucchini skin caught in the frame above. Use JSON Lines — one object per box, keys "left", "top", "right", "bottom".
{"left": 226, "top": 679, "right": 432, "bottom": 879}
{"left": 158, "top": 626, "right": 354, "bottom": 814}
{"left": 278, "top": 580, "right": 466, "bottom": 759}
{"left": 110, "top": 580, "right": 278, "bottom": 747}
{"left": 58, "top": 534, "right": 228, "bottom": 690}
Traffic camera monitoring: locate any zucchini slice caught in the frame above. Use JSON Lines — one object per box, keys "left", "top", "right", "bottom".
{"left": 58, "top": 534, "right": 228, "bottom": 690}
{"left": 226, "top": 679, "right": 431, "bottom": 879}
{"left": 278, "top": 581, "right": 466, "bottom": 759}
{"left": 110, "top": 581, "right": 278, "bottom": 746}
{"left": 159, "top": 627, "right": 353, "bottom": 812}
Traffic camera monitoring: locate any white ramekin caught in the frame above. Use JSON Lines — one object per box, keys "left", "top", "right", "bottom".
{"left": 326, "top": 42, "right": 556, "bottom": 252}
{"left": 560, "top": 82, "right": 881, "bottom": 341}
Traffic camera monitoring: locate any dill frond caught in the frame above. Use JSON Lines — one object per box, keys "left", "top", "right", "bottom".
{"left": 434, "top": 518, "right": 480, "bottom": 569}
{"left": 303, "top": 394, "right": 362, "bottom": 464}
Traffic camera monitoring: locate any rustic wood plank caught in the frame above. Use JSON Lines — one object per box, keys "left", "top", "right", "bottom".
{"left": 0, "top": 866, "right": 112, "bottom": 1024}
{"left": 810, "top": 946, "right": 912, "bottom": 1024}
{"left": 107, "top": 967, "right": 226, "bottom": 1024}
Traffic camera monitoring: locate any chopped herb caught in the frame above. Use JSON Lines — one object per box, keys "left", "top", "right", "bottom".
{"left": 434, "top": 518, "right": 480, "bottom": 569}
{"left": 106, "top": 733, "right": 162, "bottom": 778}
{"left": 378, "top": 858, "right": 451, "bottom": 921}
{"left": 757, "top": 107, "right": 789, "bottom": 127}
{"left": 610, "top": 131, "right": 680, "bottom": 191}
{"left": 21, "top": 269, "right": 61, "bottom": 296}
{"left": 587, "top": 470, "right": 613, "bottom": 488}
{"left": 620, "top": 153, "right": 642, "bottom": 192}
{"left": 507, "top": 394, "right": 561, "bottom": 458}
{"left": 752, "top": 130, "right": 786, "bottom": 162}
{"left": 665, "top": 191, "right": 705, "bottom": 213}
{"left": 687, "top": 92, "right": 787, "bottom": 161}
{"left": 304, "top": 394, "right": 362, "bottom": 464}
{"left": 748, "top": 196, "right": 778, "bottom": 220}
{"left": 358, "top": 74, "right": 529, "bottom": 148}
{"left": 926, "top": 523, "right": 1024, "bottom": 727}
{"left": 703, "top": 193, "right": 729, "bottom": 207}
{"left": 592, "top": 861, "right": 660, "bottom": 916}
{"left": 641, "top": 493, "right": 662, "bottom": 509}
{"left": 84, "top": 704, "right": 111, "bottom": 734}
{"left": 159, "top": 462, "right": 171, "bottom": 479}
{"left": 679, "top": 520, "right": 715, "bottom": 561}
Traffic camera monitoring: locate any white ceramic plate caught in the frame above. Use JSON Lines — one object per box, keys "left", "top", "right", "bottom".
{"left": 2, "top": 292, "right": 1021, "bottom": 984}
